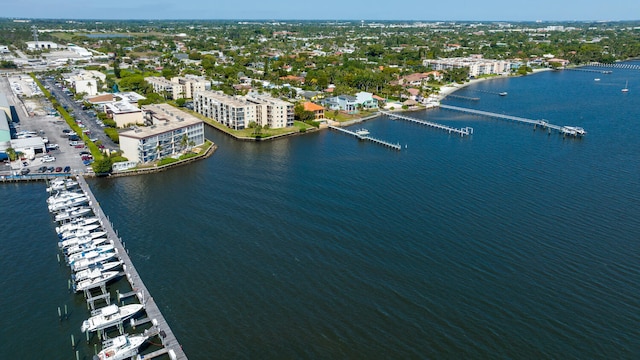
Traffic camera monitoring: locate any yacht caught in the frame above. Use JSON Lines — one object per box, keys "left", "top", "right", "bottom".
{"left": 48, "top": 191, "right": 85, "bottom": 205}
{"left": 67, "top": 245, "right": 116, "bottom": 265}
{"left": 65, "top": 239, "right": 111, "bottom": 256}
{"left": 74, "top": 270, "right": 120, "bottom": 292}
{"left": 81, "top": 303, "right": 144, "bottom": 333}
{"left": 73, "top": 261, "right": 123, "bottom": 282}
{"left": 48, "top": 196, "right": 89, "bottom": 212}
{"left": 56, "top": 217, "right": 100, "bottom": 233}
{"left": 58, "top": 224, "right": 100, "bottom": 239}
{"left": 55, "top": 207, "right": 92, "bottom": 222}
{"left": 71, "top": 250, "right": 118, "bottom": 272}
{"left": 46, "top": 179, "right": 79, "bottom": 193}
{"left": 58, "top": 232, "right": 107, "bottom": 249}
{"left": 94, "top": 334, "right": 148, "bottom": 360}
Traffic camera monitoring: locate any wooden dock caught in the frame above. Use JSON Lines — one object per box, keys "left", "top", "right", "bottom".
{"left": 0, "top": 173, "right": 71, "bottom": 183}
{"left": 76, "top": 175, "right": 187, "bottom": 359}
{"left": 328, "top": 125, "right": 402, "bottom": 150}
{"left": 588, "top": 62, "right": 640, "bottom": 70}
{"left": 438, "top": 104, "right": 586, "bottom": 137}
{"left": 380, "top": 110, "right": 473, "bottom": 137}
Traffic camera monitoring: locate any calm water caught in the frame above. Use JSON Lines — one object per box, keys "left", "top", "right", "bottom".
{"left": 2, "top": 65, "right": 640, "bottom": 359}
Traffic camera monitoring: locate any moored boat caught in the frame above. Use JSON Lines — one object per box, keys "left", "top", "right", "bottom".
{"left": 71, "top": 250, "right": 118, "bottom": 272}
{"left": 81, "top": 303, "right": 144, "bottom": 333}
{"left": 72, "top": 261, "right": 123, "bottom": 282}
{"left": 74, "top": 270, "right": 121, "bottom": 292}
{"left": 94, "top": 333, "right": 148, "bottom": 360}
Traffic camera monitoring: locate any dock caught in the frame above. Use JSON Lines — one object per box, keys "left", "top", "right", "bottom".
{"left": 444, "top": 94, "right": 480, "bottom": 101}
{"left": 75, "top": 175, "right": 187, "bottom": 359}
{"left": 562, "top": 67, "right": 613, "bottom": 74}
{"left": 438, "top": 104, "right": 585, "bottom": 137}
{"left": 588, "top": 62, "right": 640, "bottom": 71}
{"left": 380, "top": 110, "right": 473, "bottom": 137}
{"left": 0, "top": 173, "right": 73, "bottom": 183}
{"left": 328, "top": 125, "right": 402, "bottom": 150}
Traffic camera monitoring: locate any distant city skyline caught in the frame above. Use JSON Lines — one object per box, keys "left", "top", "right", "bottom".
{"left": 3, "top": 0, "right": 639, "bottom": 22}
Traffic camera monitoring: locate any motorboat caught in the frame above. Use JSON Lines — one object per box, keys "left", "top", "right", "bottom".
{"left": 74, "top": 270, "right": 120, "bottom": 292}
{"left": 55, "top": 207, "right": 92, "bottom": 222}
{"left": 622, "top": 80, "right": 629, "bottom": 93}
{"left": 46, "top": 179, "right": 79, "bottom": 193}
{"left": 58, "top": 232, "right": 107, "bottom": 248}
{"left": 58, "top": 225, "right": 101, "bottom": 240}
{"left": 65, "top": 239, "right": 111, "bottom": 256}
{"left": 499, "top": 92, "right": 508, "bottom": 96}
{"left": 73, "top": 261, "right": 122, "bottom": 282}
{"left": 355, "top": 129, "right": 370, "bottom": 136}
{"left": 81, "top": 303, "right": 144, "bottom": 333}
{"left": 67, "top": 245, "right": 116, "bottom": 264}
{"left": 94, "top": 334, "right": 148, "bottom": 360}
{"left": 48, "top": 196, "right": 89, "bottom": 212}
{"left": 48, "top": 191, "right": 85, "bottom": 205}
{"left": 594, "top": 78, "right": 601, "bottom": 81}
{"left": 71, "top": 250, "right": 118, "bottom": 272}
{"left": 56, "top": 217, "right": 99, "bottom": 233}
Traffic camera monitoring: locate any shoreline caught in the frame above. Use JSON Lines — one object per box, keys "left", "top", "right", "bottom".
{"left": 437, "top": 68, "right": 552, "bottom": 99}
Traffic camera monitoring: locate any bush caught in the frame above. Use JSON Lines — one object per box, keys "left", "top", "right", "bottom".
{"left": 104, "top": 128, "right": 119, "bottom": 143}
{"left": 102, "top": 119, "right": 117, "bottom": 128}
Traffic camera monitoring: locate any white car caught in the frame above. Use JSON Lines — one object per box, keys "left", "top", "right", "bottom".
{"left": 42, "top": 156, "right": 56, "bottom": 163}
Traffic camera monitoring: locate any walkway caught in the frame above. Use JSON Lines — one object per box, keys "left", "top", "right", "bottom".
{"left": 328, "top": 125, "right": 402, "bottom": 150}
{"left": 380, "top": 110, "right": 473, "bottom": 137}
{"left": 76, "top": 175, "right": 187, "bottom": 359}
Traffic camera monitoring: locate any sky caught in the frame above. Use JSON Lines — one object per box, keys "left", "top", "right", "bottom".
{"left": 3, "top": 0, "right": 640, "bottom": 21}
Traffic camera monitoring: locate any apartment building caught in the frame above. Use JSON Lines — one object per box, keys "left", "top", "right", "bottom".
{"left": 194, "top": 91, "right": 293, "bottom": 130}
{"left": 103, "top": 101, "right": 144, "bottom": 128}
{"left": 145, "top": 76, "right": 209, "bottom": 99}
{"left": 423, "top": 56, "right": 513, "bottom": 77}
{"left": 119, "top": 103, "right": 205, "bottom": 163}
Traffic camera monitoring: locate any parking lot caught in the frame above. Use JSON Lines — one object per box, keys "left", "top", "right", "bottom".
{"left": 1, "top": 75, "right": 94, "bottom": 175}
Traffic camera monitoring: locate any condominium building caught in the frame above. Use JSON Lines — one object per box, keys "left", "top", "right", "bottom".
{"left": 119, "top": 103, "right": 205, "bottom": 163}
{"left": 423, "top": 56, "right": 513, "bottom": 77}
{"left": 103, "top": 101, "right": 144, "bottom": 128}
{"left": 194, "top": 91, "right": 294, "bottom": 129}
{"left": 145, "top": 76, "right": 209, "bottom": 99}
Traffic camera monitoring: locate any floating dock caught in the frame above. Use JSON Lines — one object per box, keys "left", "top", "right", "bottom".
{"left": 328, "top": 125, "right": 402, "bottom": 150}
{"left": 75, "top": 175, "right": 187, "bottom": 359}
{"left": 380, "top": 110, "right": 473, "bottom": 137}
{"left": 438, "top": 104, "right": 585, "bottom": 137}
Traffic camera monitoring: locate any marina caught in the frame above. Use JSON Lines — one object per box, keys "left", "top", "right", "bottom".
{"left": 328, "top": 125, "right": 402, "bottom": 150}
{"left": 438, "top": 104, "right": 586, "bottom": 137}
{"left": 380, "top": 110, "right": 474, "bottom": 137}
{"left": 46, "top": 175, "right": 187, "bottom": 359}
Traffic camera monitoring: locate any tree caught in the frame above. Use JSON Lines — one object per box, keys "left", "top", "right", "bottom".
{"left": 91, "top": 157, "right": 113, "bottom": 175}
{"left": 175, "top": 98, "right": 186, "bottom": 107}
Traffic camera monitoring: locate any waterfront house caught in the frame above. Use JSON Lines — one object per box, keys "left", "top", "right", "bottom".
{"left": 303, "top": 102, "right": 325, "bottom": 119}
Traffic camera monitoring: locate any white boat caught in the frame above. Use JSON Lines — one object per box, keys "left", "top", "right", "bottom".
{"left": 622, "top": 80, "right": 629, "bottom": 92}
{"left": 499, "top": 92, "right": 508, "bottom": 96}
{"left": 355, "top": 129, "right": 370, "bottom": 136}
{"left": 58, "top": 232, "right": 107, "bottom": 248}
{"left": 74, "top": 270, "right": 120, "bottom": 292}
{"left": 65, "top": 239, "right": 111, "bottom": 256}
{"left": 48, "top": 196, "right": 89, "bottom": 212}
{"left": 48, "top": 191, "right": 85, "bottom": 205}
{"left": 58, "top": 224, "right": 100, "bottom": 238}
{"left": 55, "top": 207, "right": 92, "bottom": 222}
{"left": 73, "top": 261, "right": 122, "bottom": 282}
{"left": 594, "top": 78, "right": 600, "bottom": 81}
{"left": 94, "top": 334, "right": 148, "bottom": 360}
{"left": 71, "top": 250, "right": 118, "bottom": 272}
{"left": 81, "top": 303, "right": 144, "bottom": 333}
{"left": 46, "top": 179, "right": 79, "bottom": 193}
{"left": 56, "top": 217, "right": 99, "bottom": 233}
{"left": 67, "top": 245, "right": 115, "bottom": 264}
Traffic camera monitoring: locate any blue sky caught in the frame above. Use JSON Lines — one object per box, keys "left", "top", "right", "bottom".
{"left": 4, "top": 0, "right": 639, "bottom": 21}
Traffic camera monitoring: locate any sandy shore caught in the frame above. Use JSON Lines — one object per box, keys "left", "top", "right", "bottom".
{"left": 437, "top": 68, "right": 552, "bottom": 99}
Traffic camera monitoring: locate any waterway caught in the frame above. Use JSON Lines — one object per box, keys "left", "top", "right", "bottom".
{"left": 1, "top": 63, "right": 639, "bottom": 359}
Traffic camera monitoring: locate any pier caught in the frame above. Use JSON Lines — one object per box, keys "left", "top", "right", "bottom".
{"left": 563, "top": 67, "right": 613, "bottom": 74}
{"left": 588, "top": 62, "right": 640, "bottom": 70}
{"left": 75, "top": 175, "right": 187, "bottom": 359}
{"left": 328, "top": 125, "right": 402, "bottom": 150}
{"left": 438, "top": 104, "right": 585, "bottom": 137}
{"left": 444, "top": 93, "right": 480, "bottom": 101}
{"left": 380, "top": 110, "right": 473, "bottom": 137}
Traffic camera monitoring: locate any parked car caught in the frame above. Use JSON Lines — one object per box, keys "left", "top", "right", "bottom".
{"left": 55, "top": 167, "right": 62, "bottom": 172}
{"left": 75, "top": 144, "right": 85, "bottom": 149}
{"left": 79, "top": 151, "right": 90, "bottom": 155}
{"left": 63, "top": 166, "right": 71, "bottom": 173}
{"left": 38, "top": 166, "right": 47, "bottom": 173}
{"left": 42, "top": 155, "right": 55, "bottom": 162}
{"left": 20, "top": 168, "right": 30, "bottom": 175}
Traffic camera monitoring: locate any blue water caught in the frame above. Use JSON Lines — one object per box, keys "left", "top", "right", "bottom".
{"left": 1, "top": 64, "right": 639, "bottom": 359}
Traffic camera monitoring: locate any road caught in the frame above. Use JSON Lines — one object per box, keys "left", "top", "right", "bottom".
{"left": 39, "top": 76, "right": 118, "bottom": 152}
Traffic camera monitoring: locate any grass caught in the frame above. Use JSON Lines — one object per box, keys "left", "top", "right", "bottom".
{"left": 327, "top": 109, "right": 378, "bottom": 123}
